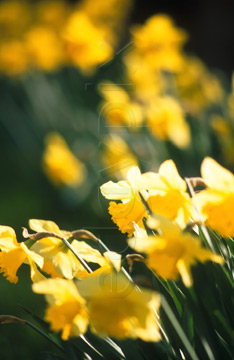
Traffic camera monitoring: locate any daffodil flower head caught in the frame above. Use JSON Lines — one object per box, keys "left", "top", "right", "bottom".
{"left": 128, "top": 216, "right": 224, "bottom": 287}
{"left": 63, "top": 11, "right": 113, "bottom": 74}
{"left": 77, "top": 272, "right": 161, "bottom": 341}
{"left": 99, "top": 82, "right": 143, "bottom": 127}
{"left": 100, "top": 167, "right": 148, "bottom": 236}
{"left": 43, "top": 132, "right": 86, "bottom": 188}
{"left": 0, "top": 226, "right": 44, "bottom": 283}
{"left": 33, "top": 278, "right": 89, "bottom": 340}
{"left": 139, "top": 160, "right": 194, "bottom": 228}
{"left": 25, "top": 26, "right": 64, "bottom": 71}
{"left": 146, "top": 96, "right": 190, "bottom": 148}
{"left": 195, "top": 157, "right": 234, "bottom": 237}
{"left": 131, "top": 14, "right": 187, "bottom": 72}
{"left": 29, "top": 219, "right": 105, "bottom": 279}
{"left": 101, "top": 134, "right": 139, "bottom": 180}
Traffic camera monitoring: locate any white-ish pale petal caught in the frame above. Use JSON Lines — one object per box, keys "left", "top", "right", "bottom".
{"left": 126, "top": 166, "right": 142, "bottom": 188}
{"left": 100, "top": 180, "right": 132, "bottom": 200}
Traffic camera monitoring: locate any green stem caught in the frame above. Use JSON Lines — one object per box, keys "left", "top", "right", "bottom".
{"left": 26, "top": 320, "right": 64, "bottom": 352}
{"left": 160, "top": 296, "right": 200, "bottom": 360}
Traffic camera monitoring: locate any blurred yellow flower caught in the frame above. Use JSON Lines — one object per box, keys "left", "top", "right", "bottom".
{"left": 35, "top": 0, "right": 70, "bottom": 30}
{"left": 212, "top": 116, "right": 232, "bottom": 137}
{"left": 77, "top": 0, "right": 133, "bottom": 44}
{"left": 63, "top": 11, "right": 113, "bottom": 74}
{"left": 0, "top": 0, "right": 31, "bottom": 37}
{"left": 131, "top": 14, "right": 187, "bottom": 72}
{"left": 138, "top": 160, "right": 193, "bottom": 228}
{"left": 99, "top": 82, "right": 143, "bottom": 127}
{"left": 123, "top": 51, "right": 161, "bottom": 102}
{"left": 100, "top": 166, "right": 147, "bottom": 236}
{"left": 146, "top": 96, "right": 190, "bottom": 148}
{"left": 43, "top": 133, "right": 86, "bottom": 188}
{"left": 33, "top": 278, "right": 89, "bottom": 340}
{"left": 129, "top": 217, "right": 224, "bottom": 287}
{"left": 101, "top": 135, "right": 139, "bottom": 180}
{"left": 25, "top": 26, "right": 64, "bottom": 71}
{"left": 29, "top": 219, "right": 105, "bottom": 279}
{"left": 0, "top": 40, "right": 29, "bottom": 76}
{"left": 77, "top": 272, "right": 161, "bottom": 341}
{"left": 0, "top": 226, "right": 44, "bottom": 283}
{"left": 176, "top": 56, "right": 224, "bottom": 114}
{"left": 211, "top": 117, "right": 234, "bottom": 166}
{"left": 195, "top": 157, "right": 234, "bottom": 237}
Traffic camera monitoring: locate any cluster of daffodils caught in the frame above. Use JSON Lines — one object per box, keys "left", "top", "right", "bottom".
{"left": 35, "top": 14, "right": 234, "bottom": 193}
{"left": 0, "top": 219, "right": 161, "bottom": 342}
{"left": 99, "top": 14, "right": 224, "bottom": 154}
{"left": 0, "top": 0, "right": 132, "bottom": 75}
{"left": 1, "top": 157, "right": 230, "bottom": 344}
{"left": 1, "top": 1, "right": 232, "bottom": 192}
{"left": 101, "top": 157, "right": 228, "bottom": 287}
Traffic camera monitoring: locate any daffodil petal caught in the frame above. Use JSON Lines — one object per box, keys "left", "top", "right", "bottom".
{"left": 0, "top": 226, "right": 18, "bottom": 250}
{"left": 100, "top": 181, "right": 132, "bottom": 200}
{"left": 137, "top": 172, "right": 167, "bottom": 191}
{"left": 159, "top": 160, "right": 186, "bottom": 191}
{"left": 103, "top": 251, "right": 122, "bottom": 271}
{"left": 201, "top": 157, "right": 234, "bottom": 191}
{"left": 32, "top": 278, "right": 83, "bottom": 304}
{"left": 126, "top": 166, "right": 142, "bottom": 187}
{"left": 29, "top": 219, "right": 61, "bottom": 235}
{"left": 29, "top": 261, "right": 46, "bottom": 283}
{"left": 177, "top": 258, "right": 193, "bottom": 287}
{"left": 71, "top": 240, "right": 105, "bottom": 266}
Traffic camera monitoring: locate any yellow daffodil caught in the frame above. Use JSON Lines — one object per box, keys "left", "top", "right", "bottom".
{"left": 99, "top": 82, "right": 143, "bottom": 127}
{"left": 146, "top": 96, "right": 190, "bottom": 148}
{"left": 100, "top": 167, "right": 148, "bottom": 236}
{"left": 176, "top": 56, "right": 224, "bottom": 115}
{"left": 0, "top": 0, "right": 30, "bottom": 37}
{"left": 211, "top": 117, "right": 234, "bottom": 166}
{"left": 63, "top": 11, "right": 113, "bottom": 74}
{"left": 35, "top": 0, "right": 70, "bottom": 30}
{"left": 131, "top": 14, "right": 187, "bottom": 72}
{"left": 101, "top": 135, "right": 138, "bottom": 179}
{"left": 123, "top": 51, "right": 161, "bottom": 102}
{"left": 138, "top": 160, "right": 193, "bottom": 228}
{"left": 28, "top": 219, "right": 105, "bottom": 279}
{"left": 77, "top": 0, "right": 133, "bottom": 45}
{"left": 129, "top": 217, "right": 224, "bottom": 287}
{"left": 0, "top": 40, "right": 29, "bottom": 76}
{"left": 195, "top": 157, "right": 234, "bottom": 237}
{"left": 25, "top": 26, "right": 64, "bottom": 72}
{"left": 0, "top": 226, "right": 44, "bottom": 283}
{"left": 42, "top": 133, "right": 86, "bottom": 188}
{"left": 33, "top": 278, "right": 89, "bottom": 340}
{"left": 77, "top": 272, "right": 161, "bottom": 341}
